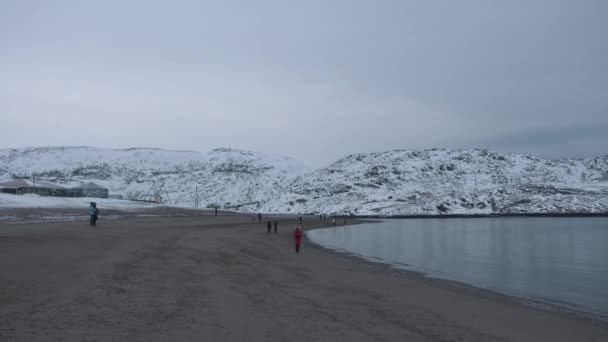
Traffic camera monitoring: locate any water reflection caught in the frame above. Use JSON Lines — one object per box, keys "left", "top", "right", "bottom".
{"left": 307, "top": 218, "right": 608, "bottom": 316}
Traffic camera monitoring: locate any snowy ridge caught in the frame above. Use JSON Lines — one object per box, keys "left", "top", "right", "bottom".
{"left": 1, "top": 147, "right": 607, "bottom": 215}
{"left": 270, "top": 149, "right": 608, "bottom": 215}
{"left": 0, "top": 146, "right": 308, "bottom": 211}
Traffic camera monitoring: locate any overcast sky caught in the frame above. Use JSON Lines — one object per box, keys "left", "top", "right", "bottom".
{"left": 1, "top": 0, "right": 606, "bottom": 166}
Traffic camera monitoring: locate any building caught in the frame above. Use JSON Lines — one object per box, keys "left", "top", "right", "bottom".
{"left": 0, "top": 179, "right": 68, "bottom": 196}
{"left": 0, "top": 179, "right": 110, "bottom": 198}
{"left": 70, "top": 182, "right": 109, "bottom": 199}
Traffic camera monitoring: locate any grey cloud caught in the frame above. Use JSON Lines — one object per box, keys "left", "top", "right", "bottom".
{"left": 1, "top": 0, "right": 606, "bottom": 166}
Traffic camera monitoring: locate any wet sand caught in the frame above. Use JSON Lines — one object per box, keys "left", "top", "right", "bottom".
{"left": 1, "top": 211, "right": 607, "bottom": 341}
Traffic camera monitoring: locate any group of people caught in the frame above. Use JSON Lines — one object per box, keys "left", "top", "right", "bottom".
{"left": 259, "top": 213, "right": 302, "bottom": 253}
{"left": 266, "top": 220, "right": 278, "bottom": 234}
{"left": 259, "top": 213, "right": 347, "bottom": 253}
{"left": 87, "top": 205, "right": 307, "bottom": 252}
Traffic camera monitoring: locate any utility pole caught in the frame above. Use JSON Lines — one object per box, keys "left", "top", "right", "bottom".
{"left": 194, "top": 184, "right": 199, "bottom": 208}
{"left": 474, "top": 172, "right": 477, "bottom": 191}
{"left": 159, "top": 181, "right": 172, "bottom": 205}
{"left": 144, "top": 181, "right": 171, "bottom": 205}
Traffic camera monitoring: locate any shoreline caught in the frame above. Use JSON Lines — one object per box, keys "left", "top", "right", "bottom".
{"left": 1, "top": 210, "right": 607, "bottom": 341}
{"left": 339, "top": 212, "right": 608, "bottom": 219}
{"left": 306, "top": 223, "right": 608, "bottom": 323}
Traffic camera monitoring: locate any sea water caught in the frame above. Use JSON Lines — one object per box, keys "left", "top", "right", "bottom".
{"left": 307, "top": 217, "right": 608, "bottom": 316}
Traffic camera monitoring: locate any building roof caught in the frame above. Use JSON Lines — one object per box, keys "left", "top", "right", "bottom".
{"left": 73, "top": 182, "right": 108, "bottom": 190}
{"left": 0, "top": 179, "right": 28, "bottom": 189}
{"left": 0, "top": 179, "right": 66, "bottom": 189}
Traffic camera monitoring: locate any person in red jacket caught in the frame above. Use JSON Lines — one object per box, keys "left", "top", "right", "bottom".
{"left": 293, "top": 226, "right": 303, "bottom": 253}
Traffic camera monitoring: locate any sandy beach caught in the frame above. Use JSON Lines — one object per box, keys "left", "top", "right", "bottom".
{"left": 1, "top": 210, "right": 607, "bottom": 341}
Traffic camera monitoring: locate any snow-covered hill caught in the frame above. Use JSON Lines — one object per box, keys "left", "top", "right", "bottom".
{"left": 0, "top": 146, "right": 308, "bottom": 211}
{"left": 269, "top": 149, "right": 608, "bottom": 215}
{"left": 1, "top": 147, "right": 607, "bottom": 215}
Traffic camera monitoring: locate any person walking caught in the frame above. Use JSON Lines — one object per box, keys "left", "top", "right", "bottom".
{"left": 273, "top": 220, "right": 278, "bottom": 234}
{"left": 298, "top": 216, "right": 303, "bottom": 224}
{"left": 215, "top": 207, "right": 218, "bottom": 216}
{"left": 267, "top": 221, "right": 272, "bottom": 234}
{"left": 293, "top": 226, "right": 303, "bottom": 253}
{"left": 258, "top": 213, "right": 262, "bottom": 222}
{"left": 332, "top": 217, "right": 336, "bottom": 226}
{"left": 88, "top": 202, "right": 98, "bottom": 227}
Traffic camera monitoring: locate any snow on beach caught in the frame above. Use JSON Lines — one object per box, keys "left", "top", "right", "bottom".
{"left": 0, "top": 193, "right": 157, "bottom": 210}
{"left": 0, "top": 193, "right": 167, "bottom": 224}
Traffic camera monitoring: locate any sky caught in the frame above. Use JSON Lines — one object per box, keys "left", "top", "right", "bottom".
{"left": 1, "top": 0, "right": 606, "bottom": 167}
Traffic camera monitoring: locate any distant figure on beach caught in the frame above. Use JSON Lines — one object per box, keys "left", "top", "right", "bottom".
{"left": 258, "top": 213, "right": 262, "bottom": 222}
{"left": 344, "top": 218, "right": 347, "bottom": 224}
{"left": 88, "top": 202, "right": 98, "bottom": 227}
{"left": 332, "top": 218, "right": 336, "bottom": 226}
{"left": 267, "top": 221, "right": 272, "bottom": 234}
{"left": 298, "top": 216, "right": 303, "bottom": 224}
{"left": 215, "top": 207, "right": 218, "bottom": 216}
{"left": 273, "top": 220, "right": 278, "bottom": 234}
{"left": 293, "top": 226, "right": 302, "bottom": 253}
{"left": 319, "top": 215, "right": 322, "bottom": 221}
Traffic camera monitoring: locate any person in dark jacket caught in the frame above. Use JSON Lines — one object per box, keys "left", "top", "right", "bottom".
{"left": 214, "top": 207, "right": 218, "bottom": 216}
{"left": 93, "top": 202, "right": 99, "bottom": 225}
{"left": 273, "top": 220, "right": 278, "bottom": 234}
{"left": 258, "top": 213, "right": 262, "bottom": 222}
{"left": 298, "top": 216, "right": 303, "bottom": 224}
{"left": 267, "top": 221, "right": 272, "bottom": 234}
{"left": 293, "top": 226, "right": 302, "bottom": 253}
{"left": 88, "top": 202, "right": 98, "bottom": 226}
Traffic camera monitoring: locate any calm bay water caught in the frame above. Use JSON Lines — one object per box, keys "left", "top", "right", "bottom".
{"left": 307, "top": 217, "right": 608, "bottom": 316}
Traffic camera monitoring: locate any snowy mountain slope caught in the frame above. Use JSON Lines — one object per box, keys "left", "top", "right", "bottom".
{"left": 0, "top": 146, "right": 308, "bottom": 210}
{"left": 265, "top": 149, "right": 608, "bottom": 215}
{"left": 1, "top": 147, "right": 607, "bottom": 215}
